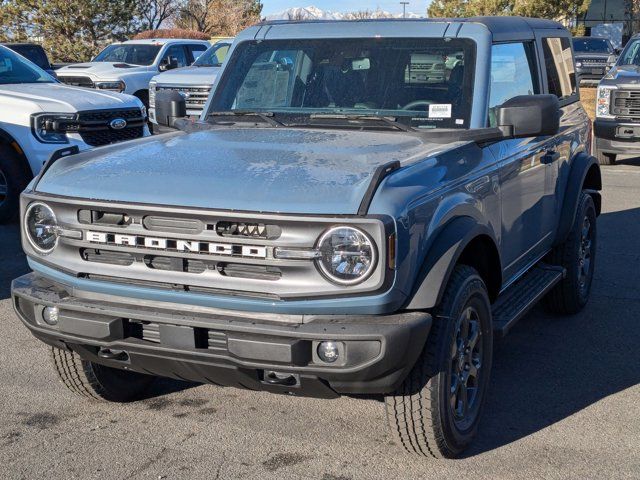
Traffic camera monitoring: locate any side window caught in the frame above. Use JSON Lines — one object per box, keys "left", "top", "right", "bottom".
{"left": 542, "top": 37, "right": 576, "bottom": 100}
{"left": 188, "top": 44, "right": 207, "bottom": 63}
{"left": 160, "top": 45, "right": 188, "bottom": 68}
{"left": 488, "top": 42, "right": 538, "bottom": 126}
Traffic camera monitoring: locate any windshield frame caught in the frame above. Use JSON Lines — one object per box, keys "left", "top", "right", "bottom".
{"left": 93, "top": 43, "right": 162, "bottom": 66}
{"left": 572, "top": 37, "right": 613, "bottom": 54}
{"left": 0, "top": 45, "right": 56, "bottom": 85}
{"left": 206, "top": 37, "right": 477, "bottom": 131}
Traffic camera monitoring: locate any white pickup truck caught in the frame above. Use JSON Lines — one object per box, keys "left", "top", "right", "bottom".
{"left": 55, "top": 39, "right": 211, "bottom": 109}
{"left": 0, "top": 45, "right": 149, "bottom": 223}
{"left": 149, "top": 40, "right": 232, "bottom": 125}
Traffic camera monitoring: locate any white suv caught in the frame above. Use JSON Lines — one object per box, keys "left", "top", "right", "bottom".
{"left": 0, "top": 45, "right": 149, "bottom": 223}
{"left": 55, "top": 39, "right": 211, "bottom": 109}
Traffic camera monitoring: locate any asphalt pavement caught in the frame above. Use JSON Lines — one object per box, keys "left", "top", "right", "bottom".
{"left": 0, "top": 162, "right": 639, "bottom": 479}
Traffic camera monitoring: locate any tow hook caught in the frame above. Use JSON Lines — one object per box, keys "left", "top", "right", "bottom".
{"left": 263, "top": 371, "right": 299, "bottom": 386}
{"left": 98, "top": 348, "right": 129, "bottom": 362}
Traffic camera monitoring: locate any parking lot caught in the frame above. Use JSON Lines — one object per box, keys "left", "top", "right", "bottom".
{"left": 0, "top": 161, "right": 637, "bottom": 479}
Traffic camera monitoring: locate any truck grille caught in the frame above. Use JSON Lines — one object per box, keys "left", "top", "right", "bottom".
{"left": 76, "top": 108, "right": 146, "bottom": 147}
{"left": 59, "top": 76, "right": 95, "bottom": 88}
{"left": 151, "top": 85, "right": 211, "bottom": 111}
{"left": 612, "top": 90, "right": 640, "bottom": 118}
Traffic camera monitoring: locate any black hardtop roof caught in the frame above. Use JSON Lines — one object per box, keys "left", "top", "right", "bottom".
{"left": 259, "top": 16, "right": 566, "bottom": 42}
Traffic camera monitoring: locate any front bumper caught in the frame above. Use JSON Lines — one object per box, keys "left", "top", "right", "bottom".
{"left": 12, "top": 273, "right": 432, "bottom": 399}
{"left": 594, "top": 118, "right": 640, "bottom": 155}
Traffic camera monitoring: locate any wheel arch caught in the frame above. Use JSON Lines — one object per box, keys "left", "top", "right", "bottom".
{"left": 405, "top": 216, "right": 502, "bottom": 310}
{"left": 555, "top": 153, "right": 602, "bottom": 247}
{"left": 0, "top": 127, "right": 32, "bottom": 178}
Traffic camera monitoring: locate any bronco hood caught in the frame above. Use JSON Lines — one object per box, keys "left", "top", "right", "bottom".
{"left": 35, "top": 128, "right": 443, "bottom": 215}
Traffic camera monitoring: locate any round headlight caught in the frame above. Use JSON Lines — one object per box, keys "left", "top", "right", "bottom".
{"left": 24, "top": 202, "right": 58, "bottom": 254}
{"left": 317, "top": 226, "right": 376, "bottom": 285}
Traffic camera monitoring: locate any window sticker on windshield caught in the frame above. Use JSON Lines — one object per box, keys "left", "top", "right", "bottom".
{"left": 455, "top": 119, "right": 464, "bottom": 125}
{"left": 429, "top": 104, "right": 452, "bottom": 118}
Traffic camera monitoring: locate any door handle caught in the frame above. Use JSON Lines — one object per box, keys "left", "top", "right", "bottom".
{"left": 541, "top": 151, "right": 561, "bottom": 164}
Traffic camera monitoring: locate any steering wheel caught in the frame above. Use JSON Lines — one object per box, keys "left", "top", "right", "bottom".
{"left": 402, "top": 100, "right": 434, "bottom": 111}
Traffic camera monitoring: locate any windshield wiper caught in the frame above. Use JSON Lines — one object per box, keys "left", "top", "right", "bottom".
{"left": 209, "top": 111, "right": 284, "bottom": 127}
{"left": 309, "top": 114, "right": 414, "bottom": 132}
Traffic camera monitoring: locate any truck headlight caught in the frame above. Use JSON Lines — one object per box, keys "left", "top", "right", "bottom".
{"left": 149, "top": 81, "right": 157, "bottom": 107}
{"left": 24, "top": 202, "right": 58, "bottom": 254}
{"left": 31, "top": 113, "right": 77, "bottom": 144}
{"left": 575, "top": 61, "right": 582, "bottom": 68}
{"left": 596, "top": 86, "right": 616, "bottom": 119}
{"left": 95, "top": 80, "right": 126, "bottom": 92}
{"left": 317, "top": 226, "right": 376, "bottom": 285}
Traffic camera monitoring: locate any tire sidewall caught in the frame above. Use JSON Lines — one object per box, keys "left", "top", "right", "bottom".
{"left": 0, "top": 145, "right": 31, "bottom": 223}
{"left": 570, "top": 194, "right": 597, "bottom": 306}
{"left": 436, "top": 272, "right": 493, "bottom": 453}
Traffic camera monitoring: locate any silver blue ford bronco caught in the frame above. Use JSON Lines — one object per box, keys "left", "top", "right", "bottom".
{"left": 12, "top": 17, "right": 602, "bottom": 458}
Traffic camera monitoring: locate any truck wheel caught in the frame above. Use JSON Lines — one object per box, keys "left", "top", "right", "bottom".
{"left": 596, "top": 149, "right": 616, "bottom": 165}
{"left": 50, "top": 347, "right": 155, "bottom": 402}
{"left": 544, "top": 192, "right": 597, "bottom": 315}
{"left": 385, "top": 265, "right": 493, "bottom": 458}
{"left": 0, "top": 144, "right": 31, "bottom": 224}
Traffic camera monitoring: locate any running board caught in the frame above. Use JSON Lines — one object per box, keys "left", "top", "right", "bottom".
{"left": 492, "top": 264, "right": 565, "bottom": 337}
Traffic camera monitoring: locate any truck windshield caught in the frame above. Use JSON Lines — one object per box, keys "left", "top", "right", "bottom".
{"left": 0, "top": 46, "right": 54, "bottom": 84}
{"left": 6, "top": 44, "right": 50, "bottom": 70}
{"left": 210, "top": 38, "right": 475, "bottom": 130}
{"left": 194, "top": 43, "right": 230, "bottom": 67}
{"left": 93, "top": 44, "right": 161, "bottom": 66}
{"left": 618, "top": 39, "right": 640, "bottom": 66}
{"left": 573, "top": 38, "right": 613, "bottom": 54}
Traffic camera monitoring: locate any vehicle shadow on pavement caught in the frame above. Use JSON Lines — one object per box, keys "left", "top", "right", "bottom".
{"left": 466, "top": 205, "right": 640, "bottom": 456}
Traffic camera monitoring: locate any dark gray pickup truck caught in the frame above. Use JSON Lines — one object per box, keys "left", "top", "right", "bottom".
{"left": 12, "top": 17, "right": 601, "bottom": 458}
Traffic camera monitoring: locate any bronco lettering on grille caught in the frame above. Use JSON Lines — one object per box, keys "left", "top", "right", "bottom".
{"left": 85, "top": 231, "right": 267, "bottom": 258}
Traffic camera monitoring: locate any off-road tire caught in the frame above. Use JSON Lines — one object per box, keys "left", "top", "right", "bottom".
{"left": 596, "top": 149, "right": 616, "bottom": 165}
{"left": 384, "top": 265, "right": 493, "bottom": 458}
{"left": 0, "top": 144, "right": 32, "bottom": 224}
{"left": 50, "top": 347, "right": 155, "bottom": 402}
{"left": 544, "top": 192, "right": 597, "bottom": 315}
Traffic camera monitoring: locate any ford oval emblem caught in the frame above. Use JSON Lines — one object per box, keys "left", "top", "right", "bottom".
{"left": 110, "top": 118, "right": 127, "bottom": 130}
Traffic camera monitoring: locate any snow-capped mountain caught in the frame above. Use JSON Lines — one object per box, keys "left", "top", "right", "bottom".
{"left": 265, "top": 6, "right": 423, "bottom": 21}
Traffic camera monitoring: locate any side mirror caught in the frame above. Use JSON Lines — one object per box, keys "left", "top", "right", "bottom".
{"left": 496, "top": 94, "right": 560, "bottom": 138}
{"left": 159, "top": 56, "right": 179, "bottom": 72}
{"left": 155, "top": 90, "right": 187, "bottom": 128}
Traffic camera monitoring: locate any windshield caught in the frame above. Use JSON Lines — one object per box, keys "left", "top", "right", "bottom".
{"left": 618, "top": 39, "right": 640, "bottom": 66}
{"left": 93, "top": 44, "right": 161, "bottom": 66}
{"left": 7, "top": 45, "right": 50, "bottom": 70}
{"left": 210, "top": 38, "right": 475, "bottom": 129}
{"left": 194, "top": 43, "right": 230, "bottom": 67}
{"left": 573, "top": 38, "right": 613, "bottom": 54}
{"left": 0, "top": 46, "right": 55, "bottom": 85}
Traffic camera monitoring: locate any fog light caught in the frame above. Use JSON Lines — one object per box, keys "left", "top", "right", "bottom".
{"left": 42, "top": 306, "right": 59, "bottom": 326}
{"left": 317, "top": 341, "right": 339, "bottom": 363}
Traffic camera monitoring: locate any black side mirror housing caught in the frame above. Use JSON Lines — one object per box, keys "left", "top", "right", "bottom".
{"left": 496, "top": 94, "right": 560, "bottom": 138}
{"left": 155, "top": 90, "right": 187, "bottom": 128}
{"left": 159, "top": 56, "right": 179, "bottom": 72}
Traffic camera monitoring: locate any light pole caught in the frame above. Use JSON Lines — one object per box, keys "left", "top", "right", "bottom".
{"left": 400, "top": 1, "right": 409, "bottom": 18}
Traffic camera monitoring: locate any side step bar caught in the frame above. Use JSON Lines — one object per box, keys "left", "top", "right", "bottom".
{"left": 492, "top": 264, "right": 565, "bottom": 338}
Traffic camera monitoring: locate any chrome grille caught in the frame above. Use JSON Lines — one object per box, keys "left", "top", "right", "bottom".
{"left": 152, "top": 85, "right": 211, "bottom": 111}
{"left": 612, "top": 90, "right": 640, "bottom": 118}
{"left": 59, "top": 76, "right": 94, "bottom": 88}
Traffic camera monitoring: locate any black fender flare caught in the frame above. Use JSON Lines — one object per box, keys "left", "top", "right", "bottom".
{"left": 0, "top": 127, "right": 32, "bottom": 177}
{"left": 405, "top": 216, "right": 500, "bottom": 310}
{"left": 554, "top": 153, "right": 602, "bottom": 247}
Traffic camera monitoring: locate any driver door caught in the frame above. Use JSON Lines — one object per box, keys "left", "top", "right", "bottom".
{"left": 487, "top": 42, "right": 560, "bottom": 281}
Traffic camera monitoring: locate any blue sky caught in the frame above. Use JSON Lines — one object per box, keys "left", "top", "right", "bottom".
{"left": 262, "top": 1, "right": 430, "bottom": 16}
